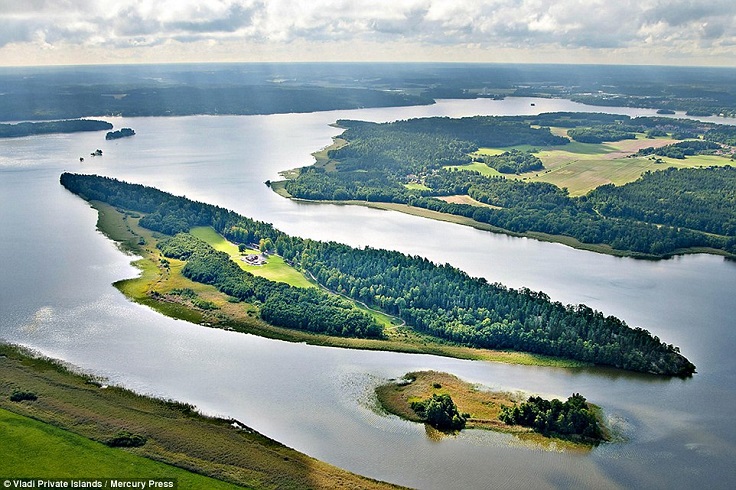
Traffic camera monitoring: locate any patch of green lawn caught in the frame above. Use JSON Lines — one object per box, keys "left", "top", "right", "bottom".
{"left": 190, "top": 226, "right": 314, "bottom": 289}
{"left": 0, "top": 408, "right": 239, "bottom": 489}
{"left": 404, "top": 182, "right": 431, "bottom": 191}
{"left": 444, "top": 161, "right": 502, "bottom": 177}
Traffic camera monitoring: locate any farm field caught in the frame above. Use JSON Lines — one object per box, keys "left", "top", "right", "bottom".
{"left": 454, "top": 135, "right": 733, "bottom": 196}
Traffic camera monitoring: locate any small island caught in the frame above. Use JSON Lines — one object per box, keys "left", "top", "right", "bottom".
{"left": 376, "top": 371, "right": 608, "bottom": 447}
{"left": 105, "top": 127, "right": 136, "bottom": 140}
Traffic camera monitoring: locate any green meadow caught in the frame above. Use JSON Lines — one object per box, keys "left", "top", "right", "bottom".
{"left": 447, "top": 135, "right": 734, "bottom": 196}
{"left": 0, "top": 408, "right": 239, "bottom": 488}
{"left": 190, "top": 226, "right": 314, "bottom": 288}
{"left": 0, "top": 344, "right": 397, "bottom": 489}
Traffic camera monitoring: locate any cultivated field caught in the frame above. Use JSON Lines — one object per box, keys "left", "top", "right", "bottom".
{"left": 453, "top": 133, "right": 734, "bottom": 196}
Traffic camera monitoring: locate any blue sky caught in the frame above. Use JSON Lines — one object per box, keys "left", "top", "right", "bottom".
{"left": 1, "top": 0, "right": 735, "bottom": 66}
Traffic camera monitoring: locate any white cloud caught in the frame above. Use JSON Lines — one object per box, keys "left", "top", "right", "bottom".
{"left": 0, "top": 0, "right": 734, "bottom": 65}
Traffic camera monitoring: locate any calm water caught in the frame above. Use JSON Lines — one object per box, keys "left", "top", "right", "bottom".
{"left": 2, "top": 98, "right": 736, "bottom": 489}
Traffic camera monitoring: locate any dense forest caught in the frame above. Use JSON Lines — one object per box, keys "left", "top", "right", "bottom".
{"left": 60, "top": 173, "right": 696, "bottom": 376}
{"left": 635, "top": 140, "right": 722, "bottom": 159}
{"left": 0, "top": 85, "right": 431, "bottom": 121}
{"left": 586, "top": 167, "right": 736, "bottom": 237}
{"left": 411, "top": 394, "right": 467, "bottom": 431}
{"left": 106, "top": 128, "right": 135, "bottom": 140}
{"left": 481, "top": 150, "right": 544, "bottom": 174}
{"left": 566, "top": 125, "right": 637, "bottom": 143}
{"left": 0, "top": 119, "right": 112, "bottom": 138}
{"left": 283, "top": 113, "right": 736, "bottom": 257}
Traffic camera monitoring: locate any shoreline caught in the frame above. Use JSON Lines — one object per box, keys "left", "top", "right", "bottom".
{"left": 0, "top": 343, "right": 401, "bottom": 489}
{"left": 270, "top": 180, "right": 732, "bottom": 261}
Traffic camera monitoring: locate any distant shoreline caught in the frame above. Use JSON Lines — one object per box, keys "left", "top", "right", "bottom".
{"left": 270, "top": 180, "right": 730, "bottom": 261}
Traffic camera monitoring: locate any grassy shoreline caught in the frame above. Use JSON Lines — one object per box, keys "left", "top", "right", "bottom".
{"left": 375, "top": 371, "right": 606, "bottom": 451}
{"left": 90, "top": 200, "right": 586, "bottom": 369}
{"left": 0, "top": 343, "right": 400, "bottom": 489}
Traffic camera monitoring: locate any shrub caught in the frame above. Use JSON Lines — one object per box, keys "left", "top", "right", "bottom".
{"left": 10, "top": 390, "right": 38, "bottom": 402}
{"left": 410, "top": 393, "right": 466, "bottom": 431}
{"left": 105, "top": 431, "right": 147, "bottom": 448}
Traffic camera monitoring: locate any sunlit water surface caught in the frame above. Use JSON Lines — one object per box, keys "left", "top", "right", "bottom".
{"left": 1, "top": 98, "right": 736, "bottom": 489}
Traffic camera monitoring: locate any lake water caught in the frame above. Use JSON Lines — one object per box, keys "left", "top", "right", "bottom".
{"left": 2, "top": 98, "right": 736, "bottom": 489}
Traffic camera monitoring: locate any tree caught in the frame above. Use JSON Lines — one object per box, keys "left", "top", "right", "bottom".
{"left": 259, "top": 238, "right": 274, "bottom": 252}
{"left": 411, "top": 394, "right": 467, "bottom": 431}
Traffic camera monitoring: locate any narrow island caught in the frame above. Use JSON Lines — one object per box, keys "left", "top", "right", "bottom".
{"left": 376, "top": 371, "right": 607, "bottom": 449}
{"left": 60, "top": 172, "right": 695, "bottom": 376}
{"left": 0, "top": 119, "right": 112, "bottom": 138}
{"left": 272, "top": 112, "right": 736, "bottom": 259}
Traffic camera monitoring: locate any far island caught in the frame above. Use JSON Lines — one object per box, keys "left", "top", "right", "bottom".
{"left": 106, "top": 127, "right": 136, "bottom": 140}
{"left": 376, "top": 371, "right": 607, "bottom": 448}
{"left": 0, "top": 119, "right": 112, "bottom": 138}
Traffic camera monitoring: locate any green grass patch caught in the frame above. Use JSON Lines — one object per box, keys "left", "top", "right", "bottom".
{"left": 445, "top": 161, "right": 503, "bottom": 177}
{"left": 455, "top": 136, "right": 733, "bottom": 196}
{"left": 528, "top": 153, "right": 734, "bottom": 196}
{"left": 404, "top": 182, "right": 431, "bottom": 191}
{"left": 190, "top": 226, "right": 314, "bottom": 289}
{"left": 473, "top": 147, "right": 506, "bottom": 157}
{"left": 0, "top": 408, "right": 239, "bottom": 488}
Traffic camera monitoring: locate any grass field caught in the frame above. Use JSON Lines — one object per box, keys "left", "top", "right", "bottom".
{"left": 404, "top": 182, "right": 431, "bottom": 191}
{"left": 0, "top": 408, "right": 239, "bottom": 488}
{"left": 448, "top": 136, "right": 734, "bottom": 196}
{"left": 0, "top": 344, "right": 398, "bottom": 489}
{"left": 190, "top": 226, "right": 314, "bottom": 288}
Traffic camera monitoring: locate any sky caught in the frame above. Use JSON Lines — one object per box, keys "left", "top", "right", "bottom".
{"left": 1, "top": 0, "right": 735, "bottom": 67}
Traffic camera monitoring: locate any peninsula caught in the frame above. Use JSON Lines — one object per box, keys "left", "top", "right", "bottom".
{"left": 60, "top": 172, "right": 695, "bottom": 376}
{"left": 274, "top": 113, "right": 735, "bottom": 259}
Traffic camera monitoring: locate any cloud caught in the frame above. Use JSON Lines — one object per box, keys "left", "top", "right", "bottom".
{"left": 0, "top": 0, "right": 734, "bottom": 64}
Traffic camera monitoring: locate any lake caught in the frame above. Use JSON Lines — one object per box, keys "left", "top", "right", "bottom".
{"left": 1, "top": 98, "right": 736, "bottom": 489}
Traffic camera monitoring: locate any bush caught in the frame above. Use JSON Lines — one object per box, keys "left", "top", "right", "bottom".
{"left": 105, "top": 431, "right": 147, "bottom": 448}
{"left": 410, "top": 393, "right": 467, "bottom": 431}
{"left": 10, "top": 390, "right": 38, "bottom": 402}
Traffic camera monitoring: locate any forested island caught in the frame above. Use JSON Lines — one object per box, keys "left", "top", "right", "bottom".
{"left": 0, "top": 119, "right": 112, "bottom": 138}
{"left": 105, "top": 127, "right": 135, "bottom": 140}
{"left": 60, "top": 172, "right": 695, "bottom": 376}
{"left": 376, "top": 371, "right": 606, "bottom": 446}
{"left": 277, "top": 113, "right": 736, "bottom": 258}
